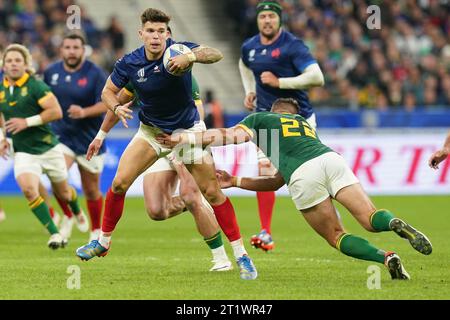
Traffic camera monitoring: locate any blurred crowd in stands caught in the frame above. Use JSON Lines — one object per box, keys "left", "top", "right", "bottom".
{"left": 0, "top": 0, "right": 125, "bottom": 73}
{"left": 225, "top": 0, "right": 450, "bottom": 110}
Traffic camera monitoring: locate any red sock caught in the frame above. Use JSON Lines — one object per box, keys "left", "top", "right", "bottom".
{"left": 55, "top": 195, "right": 73, "bottom": 218}
{"left": 212, "top": 197, "right": 241, "bottom": 242}
{"left": 257, "top": 191, "right": 275, "bottom": 234}
{"left": 49, "top": 206, "right": 55, "bottom": 218}
{"left": 102, "top": 189, "right": 125, "bottom": 233}
{"left": 87, "top": 196, "right": 103, "bottom": 231}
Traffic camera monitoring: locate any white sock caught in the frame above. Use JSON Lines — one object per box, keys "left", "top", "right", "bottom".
{"left": 98, "top": 232, "right": 111, "bottom": 249}
{"left": 230, "top": 239, "right": 247, "bottom": 259}
{"left": 211, "top": 245, "right": 229, "bottom": 262}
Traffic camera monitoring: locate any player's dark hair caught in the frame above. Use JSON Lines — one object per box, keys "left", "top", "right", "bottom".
{"left": 141, "top": 8, "right": 171, "bottom": 26}
{"left": 271, "top": 98, "right": 300, "bottom": 114}
{"left": 62, "top": 33, "right": 86, "bottom": 45}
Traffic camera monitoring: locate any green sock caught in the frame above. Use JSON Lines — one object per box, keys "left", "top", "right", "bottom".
{"left": 370, "top": 209, "right": 395, "bottom": 232}
{"left": 337, "top": 233, "right": 385, "bottom": 264}
{"left": 204, "top": 232, "right": 224, "bottom": 250}
{"left": 68, "top": 187, "right": 81, "bottom": 215}
{"left": 29, "top": 197, "right": 59, "bottom": 235}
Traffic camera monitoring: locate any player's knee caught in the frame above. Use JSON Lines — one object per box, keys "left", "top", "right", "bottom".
{"left": 146, "top": 203, "right": 169, "bottom": 221}
{"left": 22, "top": 187, "right": 39, "bottom": 202}
{"left": 112, "top": 176, "right": 131, "bottom": 194}
{"left": 83, "top": 187, "right": 101, "bottom": 201}
{"left": 200, "top": 184, "right": 223, "bottom": 206}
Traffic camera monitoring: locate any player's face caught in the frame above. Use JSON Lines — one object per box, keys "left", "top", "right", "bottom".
{"left": 61, "top": 38, "right": 85, "bottom": 69}
{"left": 3, "top": 51, "right": 26, "bottom": 81}
{"left": 257, "top": 11, "right": 281, "bottom": 39}
{"left": 139, "top": 21, "right": 168, "bottom": 56}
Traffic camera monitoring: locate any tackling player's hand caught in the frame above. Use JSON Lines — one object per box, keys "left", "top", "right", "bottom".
{"left": 5, "top": 118, "right": 28, "bottom": 134}
{"left": 244, "top": 93, "right": 256, "bottom": 111}
{"left": 261, "top": 71, "right": 280, "bottom": 88}
{"left": 86, "top": 138, "right": 103, "bottom": 161}
{"left": 156, "top": 132, "right": 186, "bottom": 148}
{"left": 0, "top": 139, "right": 10, "bottom": 159}
{"left": 68, "top": 104, "right": 85, "bottom": 119}
{"left": 428, "top": 148, "right": 449, "bottom": 170}
{"left": 215, "top": 170, "right": 233, "bottom": 189}
{"left": 167, "top": 55, "right": 192, "bottom": 74}
{"left": 114, "top": 100, "right": 134, "bottom": 128}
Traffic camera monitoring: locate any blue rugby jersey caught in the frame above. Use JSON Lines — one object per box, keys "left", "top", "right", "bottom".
{"left": 241, "top": 30, "right": 316, "bottom": 118}
{"left": 44, "top": 60, "right": 107, "bottom": 155}
{"left": 110, "top": 38, "right": 200, "bottom": 133}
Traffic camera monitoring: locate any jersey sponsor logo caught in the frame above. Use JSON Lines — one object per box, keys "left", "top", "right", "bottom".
{"left": 51, "top": 73, "right": 59, "bottom": 85}
{"left": 65, "top": 75, "right": 71, "bottom": 83}
{"left": 137, "top": 67, "right": 147, "bottom": 83}
{"left": 271, "top": 48, "right": 281, "bottom": 59}
{"left": 77, "top": 77, "right": 88, "bottom": 87}
{"left": 249, "top": 49, "right": 256, "bottom": 62}
{"left": 261, "top": 49, "right": 267, "bottom": 55}
{"left": 21, "top": 87, "right": 28, "bottom": 97}
{"left": 0, "top": 91, "right": 4, "bottom": 100}
{"left": 9, "top": 101, "right": 17, "bottom": 107}
{"left": 153, "top": 65, "right": 160, "bottom": 73}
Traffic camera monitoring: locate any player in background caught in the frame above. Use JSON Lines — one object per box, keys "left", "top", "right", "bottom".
{"left": 429, "top": 131, "right": 450, "bottom": 169}
{"left": 239, "top": 0, "right": 325, "bottom": 251}
{"left": 1, "top": 53, "right": 60, "bottom": 226}
{"left": 76, "top": 8, "right": 256, "bottom": 280}
{"left": 44, "top": 33, "right": 107, "bottom": 243}
{"left": 158, "top": 98, "right": 433, "bottom": 280}
{"left": 0, "top": 44, "right": 84, "bottom": 248}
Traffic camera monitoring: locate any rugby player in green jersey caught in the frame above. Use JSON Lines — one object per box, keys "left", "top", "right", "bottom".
{"left": 158, "top": 98, "right": 433, "bottom": 280}
{"left": 0, "top": 44, "right": 86, "bottom": 249}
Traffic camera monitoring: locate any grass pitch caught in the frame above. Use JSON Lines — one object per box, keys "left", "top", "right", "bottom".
{"left": 0, "top": 195, "right": 449, "bottom": 300}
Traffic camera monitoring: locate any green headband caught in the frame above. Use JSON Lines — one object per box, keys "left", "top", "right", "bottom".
{"left": 256, "top": 1, "right": 283, "bottom": 19}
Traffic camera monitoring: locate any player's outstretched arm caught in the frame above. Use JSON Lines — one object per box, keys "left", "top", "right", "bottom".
{"left": 429, "top": 131, "right": 450, "bottom": 169}
{"left": 261, "top": 63, "right": 325, "bottom": 90}
{"left": 5, "top": 93, "right": 62, "bottom": 135}
{"left": 157, "top": 126, "right": 252, "bottom": 148}
{"left": 216, "top": 170, "right": 285, "bottom": 191}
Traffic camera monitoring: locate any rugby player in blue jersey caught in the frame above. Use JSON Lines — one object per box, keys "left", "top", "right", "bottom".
{"left": 239, "top": 0, "right": 325, "bottom": 251}
{"left": 44, "top": 33, "right": 108, "bottom": 243}
{"left": 76, "top": 8, "right": 257, "bottom": 280}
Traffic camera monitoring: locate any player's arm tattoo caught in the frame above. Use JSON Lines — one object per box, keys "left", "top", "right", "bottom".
{"left": 192, "top": 46, "right": 223, "bottom": 64}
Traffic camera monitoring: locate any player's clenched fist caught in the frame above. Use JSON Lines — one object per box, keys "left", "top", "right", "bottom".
{"left": 428, "top": 148, "right": 449, "bottom": 170}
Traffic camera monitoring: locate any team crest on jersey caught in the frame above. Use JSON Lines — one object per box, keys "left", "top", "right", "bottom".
{"left": 271, "top": 48, "right": 281, "bottom": 59}
{"left": 51, "top": 73, "right": 59, "bottom": 85}
{"left": 77, "top": 77, "right": 88, "bottom": 87}
{"left": 137, "top": 67, "right": 147, "bottom": 83}
{"left": 21, "top": 87, "right": 28, "bottom": 97}
{"left": 249, "top": 49, "right": 256, "bottom": 62}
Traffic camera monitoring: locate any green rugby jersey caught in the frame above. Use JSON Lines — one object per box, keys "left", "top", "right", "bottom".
{"left": 0, "top": 73, "right": 59, "bottom": 155}
{"left": 238, "top": 112, "right": 333, "bottom": 184}
{"left": 123, "top": 74, "right": 201, "bottom": 103}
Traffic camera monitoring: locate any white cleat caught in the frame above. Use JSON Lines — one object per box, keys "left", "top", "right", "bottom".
{"left": 0, "top": 210, "right": 6, "bottom": 223}
{"left": 385, "top": 252, "right": 410, "bottom": 280}
{"left": 47, "top": 233, "right": 64, "bottom": 250}
{"left": 89, "top": 228, "right": 101, "bottom": 242}
{"left": 210, "top": 259, "right": 233, "bottom": 272}
{"left": 59, "top": 215, "right": 74, "bottom": 240}
{"left": 74, "top": 210, "right": 89, "bottom": 233}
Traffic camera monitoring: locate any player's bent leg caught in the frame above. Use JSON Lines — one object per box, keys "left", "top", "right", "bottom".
{"left": 301, "top": 198, "right": 409, "bottom": 279}
{"left": 38, "top": 180, "right": 60, "bottom": 226}
{"left": 143, "top": 170, "right": 181, "bottom": 220}
{"left": 189, "top": 158, "right": 257, "bottom": 280}
{"left": 168, "top": 155, "right": 232, "bottom": 272}
{"left": 77, "top": 138, "right": 159, "bottom": 261}
{"left": 335, "top": 184, "right": 432, "bottom": 255}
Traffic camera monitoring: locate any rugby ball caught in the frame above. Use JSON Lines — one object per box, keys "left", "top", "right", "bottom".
{"left": 163, "top": 43, "right": 194, "bottom": 76}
